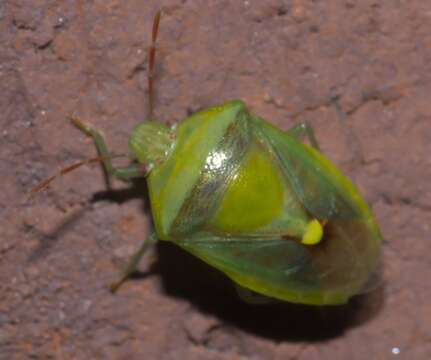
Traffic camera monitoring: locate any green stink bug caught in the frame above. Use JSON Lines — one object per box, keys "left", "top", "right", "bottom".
{"left": 34, "top": 10, "right": 382, "bottom": 306}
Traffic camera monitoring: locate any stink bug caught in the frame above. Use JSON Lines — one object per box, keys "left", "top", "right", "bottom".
{"left": 33, "top": 10, "right": 382, "bottom": 306}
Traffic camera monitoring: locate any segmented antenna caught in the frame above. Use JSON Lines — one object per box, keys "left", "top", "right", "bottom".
{"left": 147, "top": 10, "right": 162, "bottom": 120}
{"left": 29, "top": 154, "right": 126, "bottom": 196}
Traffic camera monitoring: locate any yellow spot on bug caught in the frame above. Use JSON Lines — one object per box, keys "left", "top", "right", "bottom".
{"left": 301, "top": 219, "right": 323, "bottom": 245}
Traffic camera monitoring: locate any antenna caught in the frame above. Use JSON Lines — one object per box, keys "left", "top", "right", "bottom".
{"left": 29, "top": 154, "right": 126, "bottom": 196}
{"left": 147, "top": 10, "right": 162, "bottom": 120}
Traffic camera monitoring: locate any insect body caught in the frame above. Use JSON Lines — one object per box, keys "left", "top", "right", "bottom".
{"left": 38, "top": 11, "right": 382, "bottom": 305}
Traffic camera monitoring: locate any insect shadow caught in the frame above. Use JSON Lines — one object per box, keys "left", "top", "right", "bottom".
{"left": 154, "top": 240, "right": 385, "bottom": 342}
{"left": 26, "top": 177, "right": 150, "bottom": 263}
{"left": 26, "top": 204, "right": 89, "bottom": 263}
{"left": 28, "top": 173, "right": 384, "bottom": 342}
{"left": 84, "top": 178, "right": 385, "bottom": 342}
{"left": 116, "top": 187, "right": 384, "bottom": 340}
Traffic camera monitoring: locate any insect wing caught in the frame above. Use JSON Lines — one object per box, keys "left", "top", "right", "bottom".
{"left": 179, "top": 235, "right": 350, "bottom": 305}
{"left": 252, "top": 117, "right": 382, "bottom": 299}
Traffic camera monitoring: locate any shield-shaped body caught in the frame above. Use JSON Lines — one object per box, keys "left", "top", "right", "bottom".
{"left": 146, "top": 100, "right": 382, "bottom": 305}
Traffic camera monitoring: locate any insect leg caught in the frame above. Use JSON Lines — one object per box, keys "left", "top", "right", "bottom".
{"left": 286, "top": 122, "right": 321, "bottom": 151}
{"left": 71, "top": 116, "right": 144, "bottom": 180}
{"left": 110, "top": 233, "right": 158, "bottom": 292}
{"left": 331, "top": 94, "right": 365, "bottom": 166}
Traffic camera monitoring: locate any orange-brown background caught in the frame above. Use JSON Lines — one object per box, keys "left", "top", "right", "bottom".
{"left": 1, "top": 1, "right": 430, "bottom": 359}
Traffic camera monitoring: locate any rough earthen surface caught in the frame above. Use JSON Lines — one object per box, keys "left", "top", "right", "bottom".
{"left": 1, "top": 1, "right": 431, "bottom": 359}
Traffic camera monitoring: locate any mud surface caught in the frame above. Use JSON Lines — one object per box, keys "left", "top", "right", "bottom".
{"left": 2, "top": 1, "right": 431, "bottom": 359}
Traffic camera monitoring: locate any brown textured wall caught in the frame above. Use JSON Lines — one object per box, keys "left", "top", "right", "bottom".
{"left": 1, "top": 1, "right": 430, "bottom": 359}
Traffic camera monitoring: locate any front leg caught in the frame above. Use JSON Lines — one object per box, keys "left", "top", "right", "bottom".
{"left": 71, "top": 116, "right": 144, "bottom": 180}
